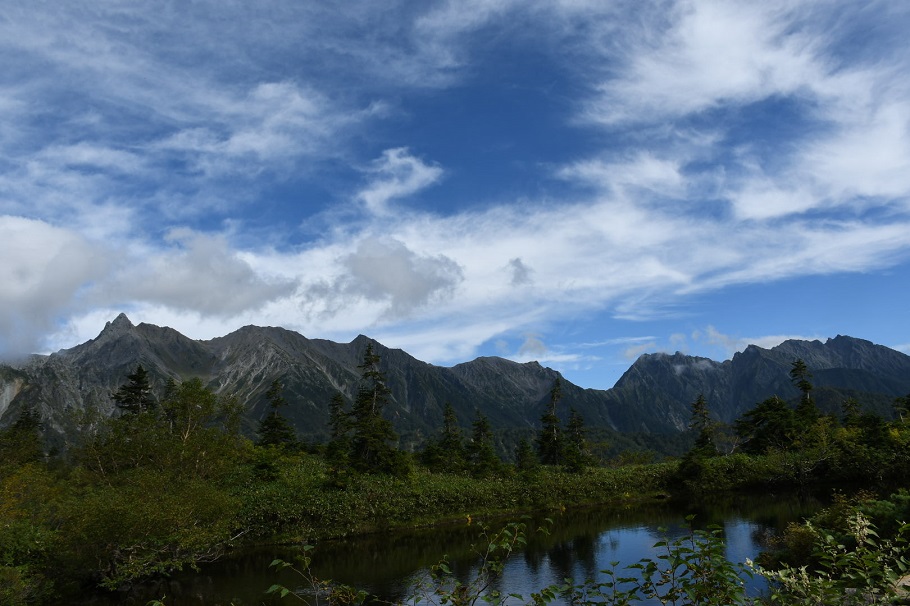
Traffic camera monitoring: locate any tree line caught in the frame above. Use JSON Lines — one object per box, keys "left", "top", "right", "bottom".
{"left": 679, "top": 358, "right": 910, "bottom": 489}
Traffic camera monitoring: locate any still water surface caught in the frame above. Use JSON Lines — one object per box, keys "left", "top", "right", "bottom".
{"left": 84, "top": 491, "right": 824, "bottom": 606}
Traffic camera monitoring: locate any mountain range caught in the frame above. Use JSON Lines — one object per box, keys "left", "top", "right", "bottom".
{"left": 2, "top": 314, "right": 909, "bottom": 451}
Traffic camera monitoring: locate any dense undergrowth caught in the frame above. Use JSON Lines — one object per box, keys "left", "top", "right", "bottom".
{"left": 3, "top": 434, "right": 909, "bottom": 605}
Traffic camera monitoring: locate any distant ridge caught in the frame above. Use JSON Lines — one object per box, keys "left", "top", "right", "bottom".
{"left": 2, "top": 317, "right": 908, "bottom": 448}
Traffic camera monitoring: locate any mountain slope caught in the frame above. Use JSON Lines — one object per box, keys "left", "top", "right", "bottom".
{"left": 1, "top": 317, "right": 908, "bottom": 446}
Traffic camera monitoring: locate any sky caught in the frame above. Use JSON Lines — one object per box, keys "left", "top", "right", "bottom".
{"left": 2, "top": 0, "right": 910, "bottom": 389}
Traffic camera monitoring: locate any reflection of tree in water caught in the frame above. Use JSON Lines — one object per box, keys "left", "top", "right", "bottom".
{"left": 543, "top": 533, "right": 598, "bottom": 584}
{"left": 523, "top": 542, "right": 544, "bottom": 575}
{"left": 547, "top": 540, "right": 575, "bottom": 584}
{"left": 573, "top": 534, "right": 598, "bottom": 580}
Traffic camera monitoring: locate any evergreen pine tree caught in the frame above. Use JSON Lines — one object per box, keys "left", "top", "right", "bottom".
{"left": 421, "top": 402, "right": 465, "bottom": 473}
{"left": 841, "top": 397, "right": 861, "bottom": 428}
{"left": 257, "top": 379, "right": 297, "bottom": 448}
{"left": 536, "top": 377, "right": 563, "bottom": 465}
{"left": 563, "top": 407, "right": 593, "bottom": 472}
{"left": 689, "top": 394, "right": 717, "bottom": 457}
{"left": 513, "top": 437, "right": 538, "bottom": 473}
{"left": 467, "top": 410, "right": 500, "bottom": 477}
{"left": 111, "top": 364, "right": 156, "bottom": 413}
{"left": 894, "top": 394, "right": 909, "bottom": 423}
{"left": 790, "top": 359, "right": 820, "bottom": 445}
{"left": 325, "top": 391, "right": 351, "bottom": 466}
{"left": 735, "top": 395, "right": 797, "bottom": 454}
{"left": 348, "top": 342, "right": 403, "bottom": 474}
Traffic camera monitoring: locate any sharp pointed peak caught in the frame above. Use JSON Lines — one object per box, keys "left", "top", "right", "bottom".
{"left": 99, "top": 313, "right": 135, "bottom": 337}
{"left": 109, "top": 312, "right": 132, "bottom": 327}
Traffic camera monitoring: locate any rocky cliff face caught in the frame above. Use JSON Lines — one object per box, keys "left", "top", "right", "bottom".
{"left": 610, "top": 336, "right": 910, "bottom": 432}
{"left": 1, "top": 316, "right": 908, "bottom": 443}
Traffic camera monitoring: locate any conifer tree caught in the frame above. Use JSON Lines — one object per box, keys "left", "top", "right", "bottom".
{"left": 790, "top": 359, "right": 820, "bottom": 439}
{"left": 325, "top": 391, "right": 351, "bottom": 466}
{"left": 467, "top": 410, "right": 500, "bottom": 477}
{"left": 689, "top": 394, "right": 717, "bottom": 457}
{"left": 421, "top": 402, "right": 465, "bottom": 473}
{"left": 563, "top": 407, "right": 593, "bottom": 472}
{"left": 111, "top": 364, "right": 155, "bottom": 413}
{"left": 536, "top": 377, "right": 563, "bottom": 465}
{"left": 841, "top": 397, "right": 861, "bottom": 428}
{"left": 348, "top": 342, "right": 402, "bottom": 474}
{"left": 894, "top": 394, "right": 909, "bottom": 423}
{"left": 513, "top": 437, "right": 538, "bottom": 473}
{"left": 257, "top": 379, "right": 297, "bottom": 448}
{"left": 735, "top": 395, "right": 797, "bottom": 454}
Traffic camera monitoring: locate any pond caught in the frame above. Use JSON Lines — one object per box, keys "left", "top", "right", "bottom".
{"left": 80, "top": 490, "right": 825, "bottom": 606}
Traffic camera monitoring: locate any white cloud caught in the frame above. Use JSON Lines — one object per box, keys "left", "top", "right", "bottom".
{"left": 803, "top": 100, "right": 910, "bottom": 203}
{"left": 0, "top": 216, "right": 107, "bottom": 357}
{"left": 110, "top": 229, "right": 298, "bottom": 316}
{"left": 305, "top": 237, "right": 463, "bottom": 321}
{"left": 356, "top": 148, "right": 444, "bottom": 215}
{"left": 153, "top": 81, "right": 368, "bottom": 178}
{"left": 560, "top": 153, "right": 684, "bottom": 198}
{"left": 585, "top": 1, "right": 822, "bottom": 125}
{"left": 623, "top": 342, "right": 658, "bottom": 360}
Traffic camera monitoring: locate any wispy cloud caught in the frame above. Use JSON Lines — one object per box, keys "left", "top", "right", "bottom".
{"left": 356, "top": 148, "right": 444, "bottom": 215}
{"left": 690, "top": 326, "right": 819, "bottom": 358}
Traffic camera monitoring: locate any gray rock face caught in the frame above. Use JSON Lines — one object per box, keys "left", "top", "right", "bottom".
{"left": 1, "top": 317, "right": 908, "bottom": 443}
{"left": 608, "top": 336, "right": 910, "bottom": 431}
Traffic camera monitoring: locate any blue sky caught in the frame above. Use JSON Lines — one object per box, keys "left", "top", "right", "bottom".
{"left": 2, "top": 1, "right": 910, "bottom": 389}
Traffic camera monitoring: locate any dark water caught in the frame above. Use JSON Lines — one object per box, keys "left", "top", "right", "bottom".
{"left": 80, "top": 491, "right": 825, "bottom": 606}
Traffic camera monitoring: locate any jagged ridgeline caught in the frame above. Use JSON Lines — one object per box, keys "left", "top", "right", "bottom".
{"left": 2, "top": 313, "right": 909, "bottom": 451}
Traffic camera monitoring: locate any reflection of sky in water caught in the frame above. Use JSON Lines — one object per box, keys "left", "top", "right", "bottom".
{"left": 457, "top": 520, "right": 768, "bottom": 605}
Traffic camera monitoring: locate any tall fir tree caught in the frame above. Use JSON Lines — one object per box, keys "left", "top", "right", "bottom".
{"left": 0, "top": 405, "right": 44, "bottom": 466}
{"left": 111, "top": 364, "right": 156, "bottom": 414}
{"left": 467, "top": 410, "right": 500, "bottom": 477}
{"left": 790, "top": 358, "right": 820, "bottom": 437}
{"left": 536, "top": 377, "right": 563, "bottom": 465}
{"left": 348, "top": 342, "right": 403, "bottom": 474}
{"left": 894, "top": 394, "right": 909, "bottom": 423}
{"left": 325, "top": 391, "right": 351, "bottom": 466}
{"left": 421, "top": 402, "right": 465, "bottom": 473}
{"left": 513, "top": 437, "right": 538, "bottom": 473}
{"left": 735, "top": 395, "right": 797, "bottom": 454}
{"left": 563, "top": 408, "right": 592, "bottom": 472}
{"left": 257, "top": 379, "right": 297, "bottom": 448}
{"left": 689, "top": 394, "right": 717, "bottom": 457}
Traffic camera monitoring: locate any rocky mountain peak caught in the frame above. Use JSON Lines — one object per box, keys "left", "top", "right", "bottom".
{"left": 53, "top": 312, "right": 141, "bottom": 365}
{"left": 104, "top": 312, "right": 134, "bottom": 334}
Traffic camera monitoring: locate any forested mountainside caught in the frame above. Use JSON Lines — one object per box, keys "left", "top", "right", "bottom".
{"left": 1, "top": 313, "right": 908, "bottom": 444}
